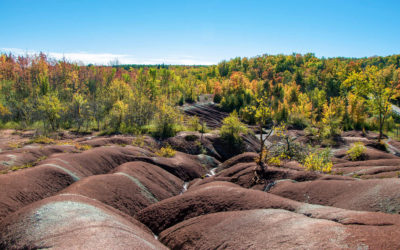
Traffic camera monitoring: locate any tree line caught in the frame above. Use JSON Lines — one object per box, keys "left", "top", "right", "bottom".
{"left": 0, "top": 52, "right": 399, "bottom": 141}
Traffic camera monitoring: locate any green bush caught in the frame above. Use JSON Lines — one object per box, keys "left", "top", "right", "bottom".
{"left": 184, "top": 134, "right": 198, "bottom": 141}
{"left": 195, "top": 140, "right": 207, "bottom": 154}
{"left": 0, "top": 121, "right": 20, "bottom": 129}
{"left": 132, "top": 135, "right": 146, "bottom": 147}
{"left": 37, "top": 93, "right": 63, "bottom": 131}
{"left": 153, "top": 104, "right": 180, "bottom": 138}
{"left": 156, "top": 144, "right": 176, "bottom": 157}
{"left": 213, "top": 93, "right": 222, "bottom": 103}
{"left": 220, "top": 111, "right": 248, "bottom": 145}
{"left": 188, "top": 116, "right": 201, "bottom": 131}
{"left": 28, "top": 136, "right": 55, "bottom": 144}
{"left": 346, "top": 142, "right": 366, "bottom": 161}
{"left": 302, "top": 147, "right": 333, "bottom": 173}
{"left": 288, "top": 115, "right": 309, "bottom": 129}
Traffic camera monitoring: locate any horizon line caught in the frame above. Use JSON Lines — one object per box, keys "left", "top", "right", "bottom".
{"left": 1, "top": 47, "right": 399, "bottom": 67}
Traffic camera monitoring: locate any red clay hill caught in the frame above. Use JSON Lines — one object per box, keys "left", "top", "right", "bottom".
{"left": 1, "top": 104, "right": 400, "bottom": 249}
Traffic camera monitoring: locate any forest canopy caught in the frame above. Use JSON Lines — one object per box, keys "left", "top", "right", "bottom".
{"left": 1, "top": 52, "right": 399, "bottom": 140}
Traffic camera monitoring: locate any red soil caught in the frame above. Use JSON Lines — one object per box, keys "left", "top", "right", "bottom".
{"left": 269, "top": 178, "right": 400, "bottom": 213}
{"left": 0, "top": 194, "right": 167, "bottom": 249}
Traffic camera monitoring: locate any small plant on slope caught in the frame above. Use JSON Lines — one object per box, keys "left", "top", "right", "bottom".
{"left": 303, "top": 147, "right": 333, "bottom": 173}
{"left": 347, "top": 142, "right": 366, "bottom": 161}
{"left": 220, "top": 110, "right": 248, "bottom": 146}
{"left": 28, "top": 135, "right": 55, "bottom": 144}
{"left": 156, "top": 144, "right": 176, "bottom": 158}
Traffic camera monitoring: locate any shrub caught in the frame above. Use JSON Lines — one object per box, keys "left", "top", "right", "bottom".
{"left": 55, "top": 140, "right": 92, "bottom": 151}
{"left": 220, "top": 111, "right": 248, "bottom": 145}
{"left": 267, "top": 155, "right": 282, "bottom": 166}
{"left": 9, "top": 156, "right": 47, "bottom": 172}
{"left": 213, "top": 93, "right": 222, "bottom": 103}
{"left": 195, "top": 140, "right": 207, "bottom": 154}
{"left": 156, "top": 144, "right": 176, "bottom": 158}
{"left": 270, "top": 139, "right": 308, "bottom": 163}
{"left": 132, "top": 135, "right": 145, "bottom": 147}
{"left": 302, "top": 147, "right": 332, "bottom": 173}
{"left": 75, "top": 143, "right": 92, "bottom": 151}
{"left": 8, "top": 142, "right": 22, "bottom": 149}
{"left": 184, "top": 134, "right": 198, "bottom": 141}
{"left": 11, "top": 163, "right": 32, "bottom": 171}
{"left": 199, "top": 121, "right": 208, "bottom": 134}
{"left": 28, "top": 136, "right": 54, "bottom": 144}
{"left": 288, "top": 115, "right": 309, "bottom": 129}
{"left": 178, "top": 96, "right": 185, "bottom": 106}
{"left": 346, "top": 142, "right": 366, "bottom": 161}
{"left": 376, "top": 141, "right": 388, "bottom": 152}
{"left": 0, "top": 121, "right": 20, "bottom": 129}
{"left": 153, "top": 104, "right": 180, "bottom": 138}
{"left": 185, "top": 93, "right": 195, "bottom": 103}
{"left": 188, "top": 116, "right": 201, "bottom": 131}
{"left": 304, "top": 126, "right": 319, "bottom": 137}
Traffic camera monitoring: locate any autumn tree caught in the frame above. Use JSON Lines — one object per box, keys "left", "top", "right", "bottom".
{"left": 345, "top": 66, "right": 400, "bottom": 141}
{"left": 71, "top": 93, "right": 88, "bottom": 132}
{"left": 367, "top": 66, "right": 400, "bottom": 141}
{"left": 319, "top": 97, "right": 345, "bottom": 140}
{"left": 153, "top": 101, "right": 181, "bottom": 138}
{"left": 242, "top": 95, "right": 273, "bottom": 175}
{"left": 0, "top": 103, "right": 10, "bottom": 116}
{"left": 110, "top": 100, "right": 128, "bottom": 131}
{"left": 38, "top": 93, "right": 63, "bottom": 131}
{"left": 2, "top": 52, "right": 400, "bottom": 138}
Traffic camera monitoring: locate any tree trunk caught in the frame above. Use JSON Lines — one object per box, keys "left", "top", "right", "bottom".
{"left": 259, "top": 123, "right": 264, "bottom": 158}
{"left": 378, "top": 112, "right": 384, "bottom": 142}
{"left": 258, "top": 123, "right": 267, "bottom": 176}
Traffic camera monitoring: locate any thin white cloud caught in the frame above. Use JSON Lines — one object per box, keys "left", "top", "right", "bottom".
{"left": 0, "top": 48, "right": 215, "bottom": 65}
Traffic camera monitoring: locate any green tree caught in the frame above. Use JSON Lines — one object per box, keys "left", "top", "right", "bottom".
{"left": 109, "top": 100, "right": 128, "bottom": 131}
{"left": 154, "top": 103, "right": 180, "bottom": 138}
{"left": 345, "top": 66, "right": 400, "bottom": 141}
{"left": 38, "top": 93, "right": 63, "bottom": 131}
{"left": 243, "top": 96, "right": 271, "bottom": 161}
{"left": 319, "top": 98, "right": 344, "bottom": 140}
{"left": 220, "top": 110, "right": 248, "bottom": 146}
{"left": 242, "top": 96, "right": 287, "bottom": 178}
{"left": 71, "top": 93, "right": 88, "bottom": 132}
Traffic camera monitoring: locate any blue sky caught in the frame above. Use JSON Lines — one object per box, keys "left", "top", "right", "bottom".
{"left": 1, "top": 0, "right": 400, "bottom": 65}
